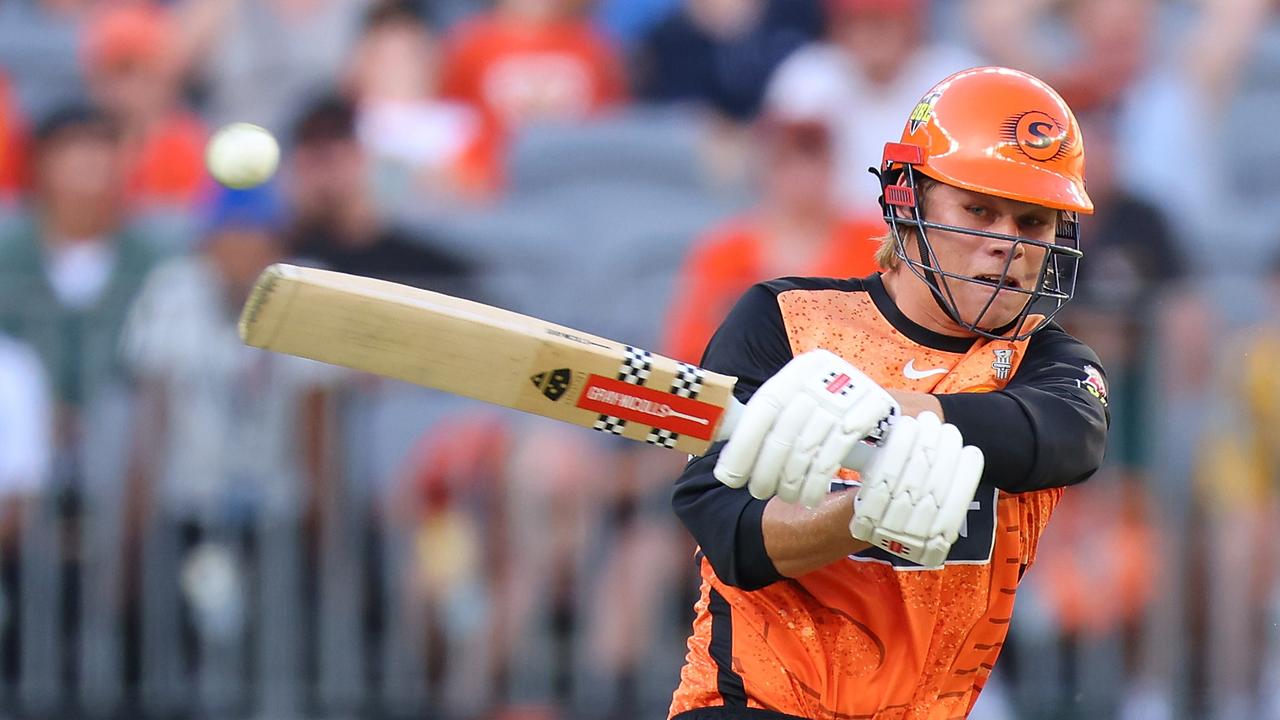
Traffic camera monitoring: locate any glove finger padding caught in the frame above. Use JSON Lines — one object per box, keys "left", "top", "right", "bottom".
{"left": 749, "top": 395, "right": 818, "bottom": 501}
{"left": 778, "top": 410, "right": 836, "bottom": 505}
{"left": 714, "top": 385, "right": 791, "bottom": 489}
{"left": 802, "top": 427, "right": 865, "bottom": 509}
{"left": 850, "top": 414, "right": 919, "bottom": 542}
{"left": 714, "top": 349, "right": 900, "bottom": 503}
{"left": 890, "top": 411, "right": 942, "bottom": 507}
{"left": 878, "top": 415, "right": 941, "bottom": 536}
{"left": 902, "top": 422, "right": 963, "bottom": 538}
{"left": 849, "top": 412, "right": 985, "bottom": 568}
{"left": 929, "top": 444, "right": 984, "bottom": 540}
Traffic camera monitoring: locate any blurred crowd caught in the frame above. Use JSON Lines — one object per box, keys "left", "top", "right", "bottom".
{"left": 1, "top": 0, "right": 1280, "bottom": 719}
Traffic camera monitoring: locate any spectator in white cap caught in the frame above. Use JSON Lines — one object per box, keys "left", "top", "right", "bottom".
{"left": 764, "top": 0, "right": 979, "bottom": 213}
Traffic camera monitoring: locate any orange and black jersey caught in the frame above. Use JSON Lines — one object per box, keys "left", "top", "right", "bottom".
{"left": 670, "top": 274, "right": 1109, "bottom": 720}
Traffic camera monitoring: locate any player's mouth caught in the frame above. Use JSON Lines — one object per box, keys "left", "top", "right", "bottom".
{"left": 972, "top": 273, "right": 1022, "bottom": 290}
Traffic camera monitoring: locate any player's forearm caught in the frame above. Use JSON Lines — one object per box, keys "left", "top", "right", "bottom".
{"left": 762, "top": 491, "right": 870, "bottom": 578}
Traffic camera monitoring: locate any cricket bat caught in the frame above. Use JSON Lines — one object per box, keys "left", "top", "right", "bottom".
{"left": 238, "top": 263, "right": 876, "bottom": 467}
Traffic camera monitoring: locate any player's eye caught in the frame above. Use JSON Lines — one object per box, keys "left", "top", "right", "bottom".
{"left": 1018, "top": 214, "right": 1053, "bottom": 231}
{"left": 965, "top": 205, "right": 988, "bottom": 218}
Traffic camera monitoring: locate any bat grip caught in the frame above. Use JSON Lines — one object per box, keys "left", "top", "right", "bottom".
{"left": 718, "top": 397, "right": 879, "bottom": 471}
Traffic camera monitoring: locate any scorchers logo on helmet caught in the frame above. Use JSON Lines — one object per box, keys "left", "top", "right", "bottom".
{"left": 1000, "top": 110, "right": 1073, "bottom": 162}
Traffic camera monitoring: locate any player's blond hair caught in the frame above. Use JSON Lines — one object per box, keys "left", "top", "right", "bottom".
{"left": 874, "top": 232, "right": 898, "bottom": 270}
{"left": 875, "top": 176, "right": 937, "bottom": 270}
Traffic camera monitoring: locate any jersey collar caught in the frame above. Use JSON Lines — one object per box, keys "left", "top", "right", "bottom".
{"left": 865, "top": 273, "right": 977, "bottom": 354}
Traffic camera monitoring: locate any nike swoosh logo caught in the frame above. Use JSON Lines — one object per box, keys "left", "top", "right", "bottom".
{"left": 903, "top": 359, "right": 948, "bottom": 380}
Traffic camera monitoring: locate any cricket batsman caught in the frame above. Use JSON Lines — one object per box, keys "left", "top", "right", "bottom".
{"left": 669, "top": 67, "right": 1110, "bottom": 719}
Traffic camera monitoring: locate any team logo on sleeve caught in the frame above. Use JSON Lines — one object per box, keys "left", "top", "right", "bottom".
{"left": 1077, "top": 364, "right": 1108, "bottom": 406}
{"left": 531, "top": 368, "right": 573, "bottom": 401}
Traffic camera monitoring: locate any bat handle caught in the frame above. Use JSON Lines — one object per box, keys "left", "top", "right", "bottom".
{"left": 717, "top": 397, "right": 878, "bottom": 471}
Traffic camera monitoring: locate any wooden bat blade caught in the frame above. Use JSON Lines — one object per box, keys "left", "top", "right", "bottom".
{"left": 238, "top": 264, "right": 740, "bottom": 455}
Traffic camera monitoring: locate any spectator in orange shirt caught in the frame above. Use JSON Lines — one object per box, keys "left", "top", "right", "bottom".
{"left": 0, "top": 70, "right": 27, "bottom": 201}
{"left": 343, "top": 0, "right": 496, "bottom": 205}
{"left": 663, "top": 97, "right": 881, "bottom": 364}
{"left": 439, "top": 0, "right": 627, "bottom": 134}
{"left": 82, "top": 3, "right": 209, "bottom": 209}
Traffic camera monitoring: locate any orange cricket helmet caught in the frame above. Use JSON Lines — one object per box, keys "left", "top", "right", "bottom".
{"left": 875, "top": 66, "right": 1091, "bottom": 340}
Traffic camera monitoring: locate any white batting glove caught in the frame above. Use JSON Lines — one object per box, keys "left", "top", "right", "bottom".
{"left": 850, "top": 411, "right": 985, "bottom": 568}
{"left": 714, "top": 349, "right": 899, "bottom": 508}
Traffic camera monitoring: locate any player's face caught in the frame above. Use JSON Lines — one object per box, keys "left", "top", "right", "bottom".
{"left": 917, "top": 183, "right": 1058, "bottom": 330}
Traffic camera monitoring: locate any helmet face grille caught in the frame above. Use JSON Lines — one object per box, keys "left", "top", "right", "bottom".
{"left": 879, "top": 162, "right": 1082, "bottom": 342}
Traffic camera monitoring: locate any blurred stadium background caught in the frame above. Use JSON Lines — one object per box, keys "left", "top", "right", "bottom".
{"left": 0, "top": 0, "right": 1277, "bottom": 718}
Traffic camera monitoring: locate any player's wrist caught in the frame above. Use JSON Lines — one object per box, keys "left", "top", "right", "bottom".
{"left": 887, "top": 390, "right": 943, "bottom": 420}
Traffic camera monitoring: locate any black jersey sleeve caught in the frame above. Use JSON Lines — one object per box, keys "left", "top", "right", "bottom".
{"left": 670, "top": 281, "right": 797, "bottom": 590}
{"left": 936, "top": 323, "right": 1110, "bottom": 493}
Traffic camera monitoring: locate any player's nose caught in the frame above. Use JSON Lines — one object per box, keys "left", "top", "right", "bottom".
{"left": 985, "top": 219, "right": 1026, "bottom": 260}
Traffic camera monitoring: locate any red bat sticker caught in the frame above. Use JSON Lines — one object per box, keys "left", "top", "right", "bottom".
{"left": 576, "top": 374, "right": 723, "bottom": 441}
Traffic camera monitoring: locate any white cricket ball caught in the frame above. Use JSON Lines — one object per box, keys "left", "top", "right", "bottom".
{"left": 205, "top": 122, "right": 280, "bottom": 189}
